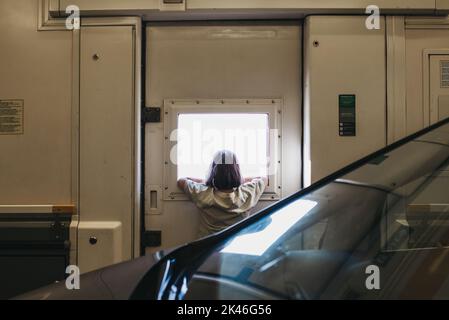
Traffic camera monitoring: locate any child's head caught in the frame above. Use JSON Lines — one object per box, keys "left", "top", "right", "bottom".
{"left": 206, "top": 150, "right": 242, "bottom": 190}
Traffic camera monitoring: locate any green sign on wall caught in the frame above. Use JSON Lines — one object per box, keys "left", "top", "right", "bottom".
{"left": 338, "top": 95, "right": 356, "bottom": 136}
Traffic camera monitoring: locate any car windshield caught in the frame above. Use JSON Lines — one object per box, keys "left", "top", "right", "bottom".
{"left": 183, "top": 120, "right": 449, "bottom": 300}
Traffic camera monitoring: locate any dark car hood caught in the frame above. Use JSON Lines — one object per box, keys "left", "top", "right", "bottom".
{"left": 14, "top": 253, "right": 160, "bottom": 300}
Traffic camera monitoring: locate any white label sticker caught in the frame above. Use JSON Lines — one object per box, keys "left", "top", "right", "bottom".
{"left": 0, "top": 100, "right": 24, "bottom": 135}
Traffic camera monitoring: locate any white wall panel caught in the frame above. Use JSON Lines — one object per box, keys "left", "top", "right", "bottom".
{"left": 145, "top": 23, "right": 302, "bottom": 251}
{"left": 406, "top": 29, "right": 449, "bottom": 134}
{"left": 0, "top": 0, "right": 72, "bottom": 204}
{"left": 55, "top": 0, "right": 438, "bottom": 14}
{"left": 304, "top": 16, "right": 387, "bottom": 185}
{"left": 80, "top": 26, "right": 135, "bottom": 265}
{"left": 188, "top": 0, "right": 436, "bottom": 10}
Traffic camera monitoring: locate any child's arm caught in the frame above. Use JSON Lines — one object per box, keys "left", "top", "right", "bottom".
{"left": 243, "top": 176, "right": 268, "bottom": 185}
{"left": 177, "top": 177, "right": 204, "bottom": 190}
{"left": 187, "top": 177, "right": 204, "bottom": 183}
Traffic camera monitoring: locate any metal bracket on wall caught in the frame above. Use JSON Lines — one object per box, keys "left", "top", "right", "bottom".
{"left": 142, "top": 230, "right": 162, "bottom": 247}
{"left": 160, "top": 0, "right": 186, "bottom": 11}
{"left": 142, "top": 107, "right": 161, "bottom": 123}
{"left": 164, "top": 0, "right": 184, "bottom": 3}
{"left": 38, "top": 0, "right": 68, "bottom": 31}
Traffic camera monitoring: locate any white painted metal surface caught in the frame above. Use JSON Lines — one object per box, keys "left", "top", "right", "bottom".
{"left": 79, "top": 26, "right": 135, "bottom": 268}
{"left": 187, "top": 0, "right": 436, "bottom": 10}
{"left": 406, "top": 30, "right": 449, "bottom": 133}
{"left": 78, "top": 221, "right": 123, "bottom": 274}
{"left": 0, "top": 0, "right": 72, "bottom": 204}
{"left": 387, "top": 16, "right": 407, "bottom": 143}
{"left": 430, "top": 55, "right": 449, "bottom": 123}
{"left": 304, "top": 16, "right": 387, "bottom": 185}
{"left": 52, "top": 0, "right": 440, "bottom": 17}
{"left": 145, "top": 23, "right": 302, "bottom": 252}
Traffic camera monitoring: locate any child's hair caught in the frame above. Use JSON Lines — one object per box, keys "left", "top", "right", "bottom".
{"left": 205, "top": 150, "right": 242, "bottom": 190}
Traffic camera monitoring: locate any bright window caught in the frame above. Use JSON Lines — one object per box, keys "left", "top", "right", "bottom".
{"left": 176, "top": 113, "right": 269, "bottom": 180}
{"left": 163, "top": 99, "right": 282, "bottom": 201}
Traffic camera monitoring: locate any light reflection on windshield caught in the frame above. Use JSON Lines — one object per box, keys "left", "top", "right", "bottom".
{"left": 221, "top": 199, "right": 318, "bottom": 256}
